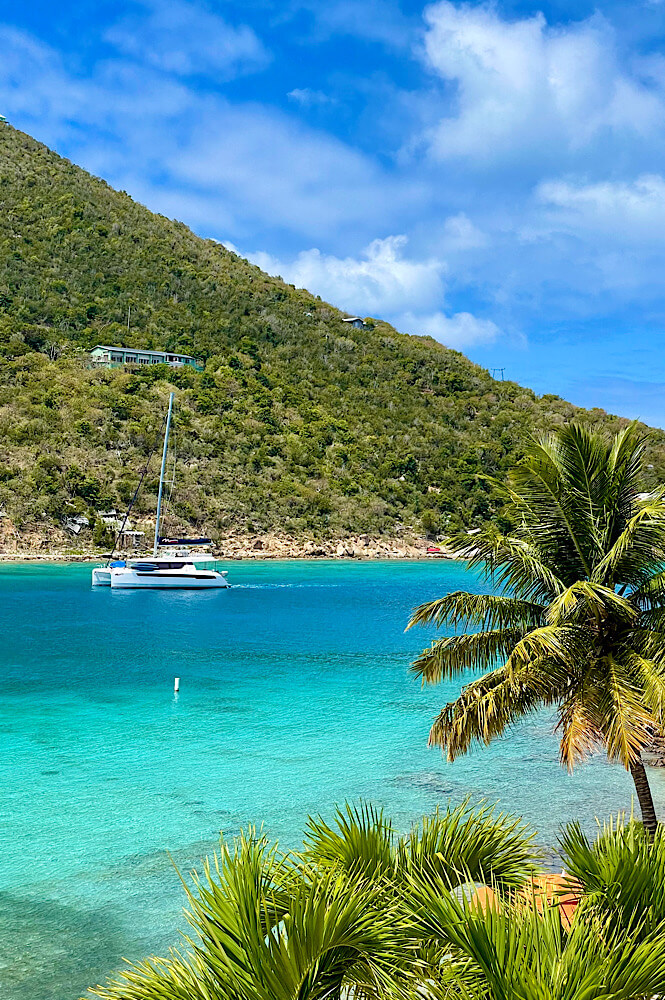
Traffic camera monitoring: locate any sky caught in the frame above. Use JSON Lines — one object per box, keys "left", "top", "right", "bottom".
{"left": 2, "top": 0, "right": 665, "bottom": 425}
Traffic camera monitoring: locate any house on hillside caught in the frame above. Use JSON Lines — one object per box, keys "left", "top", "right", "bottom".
{"left": 342, "top": 317, "right": 366, "bottom": 329}
{"left": 90, "top": 346, "right": 202, "bottom": 370}
{"left": 117, "top": 529, "right": 145, "bottom": 550}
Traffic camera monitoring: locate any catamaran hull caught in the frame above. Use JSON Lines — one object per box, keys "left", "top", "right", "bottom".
{"left": 110, "top": 569, "right": 229, "bottom": 589}
{"left": 92, "top": 568, "right": 112, "bottom": 586}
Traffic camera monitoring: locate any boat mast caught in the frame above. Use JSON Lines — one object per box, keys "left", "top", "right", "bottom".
{"left": 153, "top": 392, "right": 174, "bottom": 556}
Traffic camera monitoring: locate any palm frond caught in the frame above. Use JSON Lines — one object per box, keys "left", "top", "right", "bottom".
{"left": 596, "top": 656, "right": 655, "bottom": 767}
{"left": 410, "top": 870, "right": 665, "bottom": 1000}
{"left": 507, "top": 432, "right": 599, "bottom": 579}
{"left": 89, "top": 950, "right": 209, "bottom": 1000}
{"left": 411, "top": 628, "right": 527, "bottom": 684}
{"left": 545, "top": 581, "right": 636, "bottom": 627}
{"left": 631, "top": 568, "right": 665, "bottom": 609}
{"left": 443, "top": 527, "right": 567, "bottom": 603}
{"left": 622, "top": 648, "right": 665, "bottom": 726}
{"left": 591, "top": 488, "right": 665, "bottom": 587}
{"left": 557, "top": 689, "right": 604, "bottom": 769}
{"left": 428, "top": 664, "right": 557, "bottom": 760}
{"left": 407, "top": 591, "right": 544, "bottom": 631}
{"left": 603, "top": 421, "right": 649, "bottom": 544}
{"left": 303, "top": 802, "right": 396, "bottom": 880}
{"left": 559, "top": 815, "right": 665, "bottom": 937}
{"left": 401, "top": 799, "right": 540, "bottom": 893}
{"left": 503, "top": 624, "right": 591, "bottom": 679}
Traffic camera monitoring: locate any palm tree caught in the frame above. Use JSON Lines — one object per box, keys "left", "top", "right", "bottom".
{"left": 89, "top": 804, "right": 665, "bottom": 1000}
{"left": 410, "top": 875, "right": 665, "bottom": 1000}
{"left": 408, "top": 423, "right": 665, "bottom": 835}
{"left": 90, "top": 801, "right": 540, "bottom": 1000}
{"left": 559, "top": 814, "right": 665, "bottom": 938}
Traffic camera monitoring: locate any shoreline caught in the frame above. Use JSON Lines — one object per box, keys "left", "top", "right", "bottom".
{"left": 0, "top": 532, "right": 457, "bottom": 562}
{"left": 0, "top": 551, "right": 454, "bottom": 563}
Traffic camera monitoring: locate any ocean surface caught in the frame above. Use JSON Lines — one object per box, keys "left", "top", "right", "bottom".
{"left": 2, "top": 559, "right": 664, "bottom": 1000}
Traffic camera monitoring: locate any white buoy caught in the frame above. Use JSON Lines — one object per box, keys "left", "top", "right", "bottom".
{"left": 174, "top": 677, "right": 180, "bottom": 693}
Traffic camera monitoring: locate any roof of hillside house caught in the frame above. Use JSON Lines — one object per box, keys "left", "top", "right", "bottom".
{"left": 92, "top": 345, "right": 196, "bottom": 360}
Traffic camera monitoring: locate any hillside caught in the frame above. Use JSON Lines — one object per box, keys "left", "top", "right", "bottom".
{"left": 1, "top": 124, "right": 664, "bottom": 551}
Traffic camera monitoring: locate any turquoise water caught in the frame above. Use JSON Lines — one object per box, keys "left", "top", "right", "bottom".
{"left": 2, "top": 560, "right": 664, "bottom": 1000}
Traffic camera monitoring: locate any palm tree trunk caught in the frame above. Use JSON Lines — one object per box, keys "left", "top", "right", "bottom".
{"left": 629, "top": 755, "right": 658, "bottom": 838}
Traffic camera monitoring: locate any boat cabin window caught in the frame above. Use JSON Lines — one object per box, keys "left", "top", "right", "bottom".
{"left": 132, "top": 561, "right": 187, "bottom": 571}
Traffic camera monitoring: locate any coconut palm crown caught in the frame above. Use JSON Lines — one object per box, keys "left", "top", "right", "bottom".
{"left": 408, "top": 423, "right": 665, "bottom": 834}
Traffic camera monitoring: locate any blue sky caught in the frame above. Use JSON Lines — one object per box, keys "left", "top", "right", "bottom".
{"left": 2, "top": 1, "right": 665, "bottom": 425}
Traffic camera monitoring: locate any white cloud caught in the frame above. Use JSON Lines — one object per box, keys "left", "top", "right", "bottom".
{"left": 395, "top": 310, "right": 500, "bottom": 347}
{"left": 291, "top": 0, "right": 415, "bottom": 50}
{"left": 105, "top": 0, "right": 269, "bottom": 79}
{"left": 6, "top": 2, "right": 665, "bottom": 354}
{"left": 250, "top": 235, "right": 446, "bottom": 315}
{"left": 287, "top": 88, "right": 335, "bottom": 107}
{"left": 419, "top": 2, "right": 664, "bottom": 163}
{"left": 440, "top": 212, "right": 487, "bottom": 251}
{"left": 536, "top": 174, "right": 665, "bottom": 241}
{"left": 248, "top": 235, "right": 500, "bottom": 347}
{"left": 166, "top": 110, "right": 422, "bottom": 239}
{"left": 0, "top": 25, "right": 421, "bottom": 243}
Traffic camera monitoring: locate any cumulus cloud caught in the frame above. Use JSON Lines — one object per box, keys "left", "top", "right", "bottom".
{"left": 249, "top": 235, "right": 500, "bottom": 347}
{"left": 5, "top": 0, "right": 665, "bottom": 364}
{"left": 105, "top": 0, "right": 269, "bottom": 79}
{"left": 250, "top": 235, "right": 446, "bottom": 315}
{"left": 394, "top": 310, "right": 500, "bottom": 347}
{"left": 420, "top": 2, "right": 664, "bottom": 163}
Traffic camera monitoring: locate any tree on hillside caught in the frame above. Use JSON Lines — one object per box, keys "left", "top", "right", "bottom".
{"left": 408, "top": 423, "right": 665, "bottom": 835}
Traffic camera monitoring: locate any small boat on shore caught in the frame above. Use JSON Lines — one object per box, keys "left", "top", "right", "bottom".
{"left": 92, "top": 393, "right": 230, "bottom": 590}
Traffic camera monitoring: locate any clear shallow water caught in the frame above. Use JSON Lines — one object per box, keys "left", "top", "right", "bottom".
{"left": 2, "top": 560, "right": 664, "bottom": 1000}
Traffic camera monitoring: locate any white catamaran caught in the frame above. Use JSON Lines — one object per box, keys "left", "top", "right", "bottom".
{"left": 92, "top": 392, "right": 230, "bottom": 590}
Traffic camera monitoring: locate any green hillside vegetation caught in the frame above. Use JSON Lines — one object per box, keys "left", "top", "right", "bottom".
{"left": 1, "top": 125, "right": 664, "bottom": 542}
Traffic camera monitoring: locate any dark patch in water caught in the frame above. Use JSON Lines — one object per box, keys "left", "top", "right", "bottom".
{"left": 191, "top": 697, "right": 250, "bottom": 713}
{"left": 40, "top": 769, "right": 59, "bottom": 776}
{"left": 391, "top": 771, "right": 453, "bottom": 795}
{"left": 384, "top": 701, "right": 433, "bottom": 713}
{"left": 0, "top": 891, "right": 130, "bottom": 1000}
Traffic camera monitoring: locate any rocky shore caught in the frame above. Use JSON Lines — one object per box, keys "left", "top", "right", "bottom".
{"left": 0, "top": 519, "right": 456, "bottom": 561}
{"left": 643, "top": 736, "right": 665, "bottom": 768}
{"left": 212, "top": 531, "right": 455, "bottom": 560}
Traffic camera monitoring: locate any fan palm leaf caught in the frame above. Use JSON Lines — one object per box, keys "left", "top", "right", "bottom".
{"left": 91, "top": 829, "right": 410, "bottom": 1000}
{"left": 399, "top": 799, "right": 540, "bottom": 893}
{"left": 409, "top": 873, "right": 665, "bottom": 1000}
{"left": 303, "top": 802, "right": 396, "bottom": 880}
{"left": 558, "top": 816, "right": 665, "bottom": 938}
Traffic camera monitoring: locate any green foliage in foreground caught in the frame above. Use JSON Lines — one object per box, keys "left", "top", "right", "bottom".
{"left": 2, "top": 126, "right": 665, "bottom": 539}
{"left": 89, "top": 802, "right": 665, "bottom": 1000}
{"left": 409, "top": 422, "right": 665, "bottom": 835}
